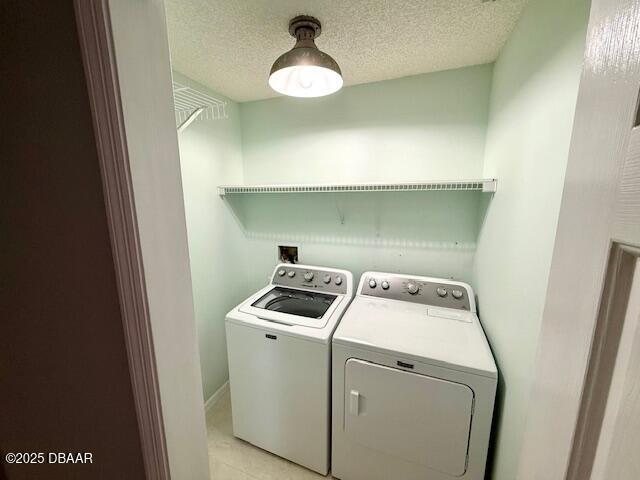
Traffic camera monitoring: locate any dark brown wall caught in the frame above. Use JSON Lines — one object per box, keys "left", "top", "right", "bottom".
{"left": 0, "top": 1, "right": 146, "bottom": 478}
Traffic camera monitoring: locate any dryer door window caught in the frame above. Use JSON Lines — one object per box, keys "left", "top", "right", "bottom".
{"left": 344, "top": 359, "right": 474, "bottom": 476}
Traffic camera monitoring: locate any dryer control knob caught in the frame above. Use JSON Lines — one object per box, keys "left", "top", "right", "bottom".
{"left": 278, "top": 269, "right": 286, "bottom": 276}
{"left": 304, "top": 272, "right": 314, "bottom": 281}
{"left": 287, "top": 270, "right": 296, "bottom": 278}
{"left": 334, "top": 276, "right": 343, "bottom": 285}
{"left": 323, "top": 275, "right": 331, "bottom": 284}
{"left": 407, "top": 282, "right": 419, "bottom": 295}
{"left": 436, "top": 287, "right": 448, "bottom": 297}
{"left": 381, "top": 280, "right": 390, "bottom": 290}
{"left": 452, "top": 289, "right": 463, "bottom": 299}
{"left": 369, "top": 279, "right": 377, "bottom": 289}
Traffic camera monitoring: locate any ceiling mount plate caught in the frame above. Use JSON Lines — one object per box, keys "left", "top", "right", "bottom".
{"left": 289, "top": 15, "right": 321, "bottom": 38}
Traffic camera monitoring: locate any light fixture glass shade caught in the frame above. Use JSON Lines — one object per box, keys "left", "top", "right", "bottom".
{"left": 269, "top": 16, "right": 343, "bottom": 98}
{"left": 269, "top": 65, "right": 343, "bottom": 98}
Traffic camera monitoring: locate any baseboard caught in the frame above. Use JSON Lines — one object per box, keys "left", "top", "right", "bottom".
{"left": 204, "top": 380, "right": 229, "bottom": 413}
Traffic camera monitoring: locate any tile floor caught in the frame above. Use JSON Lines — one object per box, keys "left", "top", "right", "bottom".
{"left": 207, "top": 389, "right": 333, "bottom": 479}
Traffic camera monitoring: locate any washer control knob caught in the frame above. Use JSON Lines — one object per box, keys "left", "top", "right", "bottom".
{"left": 287, "top": 270, "right": 296, "bottom": 278}
{"left": 323, "top": 275, "right": 331, "bottom": 284}
{"left": 452, "top": 289, "right": 463, "bottom": 299}
{"left": 278, "top": 269, "right": 286, "bottom": 277}
{"left": 334, "top": 276, "right": 343, "bottom": 285}
{"left": 407, "top": 282, "right": 419, "bottom": 295}
{"left": 369, "top": 279, "right": 377, "bottom": 289}
{"left": 304, "top": 272, "right": 314, "bottom": 281}
{"left": 381, "top": 280, "right": 390, "bottom": 290}
{"left": 436, "top": 287, "right": 448, "bottom": 297}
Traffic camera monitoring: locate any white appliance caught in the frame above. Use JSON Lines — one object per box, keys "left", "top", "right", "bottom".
{"left": 332, "top": 272, "right": 497, "bottom": 480}
{"left": 225, "top": 263, "right": 354, "bottom": 475}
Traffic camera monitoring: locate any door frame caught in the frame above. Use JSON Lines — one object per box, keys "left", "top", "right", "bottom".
{"left": 73, "top": 1, "right": 171, "bottom": 479}
{"left": 74, "top": 0, "right": 211, "bottom": 476}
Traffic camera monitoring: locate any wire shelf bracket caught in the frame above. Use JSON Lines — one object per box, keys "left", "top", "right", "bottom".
{"left": 173, "top": 81, "right": 228, "bottom": 131}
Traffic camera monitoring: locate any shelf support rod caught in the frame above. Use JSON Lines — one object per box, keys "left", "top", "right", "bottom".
{"left": 177, "top": 107, "right": 204, "bottom": 133}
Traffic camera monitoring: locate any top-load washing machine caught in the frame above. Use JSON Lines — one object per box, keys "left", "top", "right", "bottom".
{"left": 225, "top": 263, "right": 353, "bottom": 475}
{"left": 332, "top": 272, "right": 497, "bottom": 480}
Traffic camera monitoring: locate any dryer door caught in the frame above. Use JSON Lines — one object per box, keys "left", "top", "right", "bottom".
{"left": 344, "top": 359, "right": 474, "bottom": 476}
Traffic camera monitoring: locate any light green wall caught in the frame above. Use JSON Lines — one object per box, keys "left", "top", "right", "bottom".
{"left": 235, "top": 65, "right": 494, "bottom": 287}
{"left": 240, "top": 64, "right": 493, "bottom": 184}
{"left": 472, "top": 1, "right": 590, "bottom": 479}
{"left": 227, "top": 191, "right": 486, "bottom": 293}
{"left": 174, "top": 72, "right": 249, "bottom": 401}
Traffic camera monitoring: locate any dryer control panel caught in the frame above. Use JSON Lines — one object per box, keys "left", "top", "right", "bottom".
{"left": 360, "top": 273, "right": 473, "bottom": 311}
{"left": 271, "top": 264, "right": 349, "bottom": 295}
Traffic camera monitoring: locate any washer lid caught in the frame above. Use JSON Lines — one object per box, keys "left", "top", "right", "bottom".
{"left": 239, "top": 285, "right": 346, "bottom": 329}
{"left": 333, "top": 297, "right": 497, "bottom": 378}
{"left": 250, "top": 286, "right": 337, "bottom": 319}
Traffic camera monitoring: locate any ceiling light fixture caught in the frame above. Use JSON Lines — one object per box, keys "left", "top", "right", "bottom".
{"left": 269, "top": 15, "right": 343, "bottom": 98}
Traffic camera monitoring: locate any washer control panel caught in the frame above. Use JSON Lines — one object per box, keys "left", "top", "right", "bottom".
{"left": 361, "top": 273, "right": 472, "bottom": 311}
{"left": 273, "top": 264, "right": 348, "bottom": 295}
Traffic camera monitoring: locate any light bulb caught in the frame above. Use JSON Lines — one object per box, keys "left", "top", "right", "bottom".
{"left": 269, "top": 66, "right": 342, "bottom": 98}
{"left": 298, "top": 68, "right": 314, "bottom": 89}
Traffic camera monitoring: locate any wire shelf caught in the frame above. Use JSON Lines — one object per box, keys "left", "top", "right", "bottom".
{"left": 218, "top": 179, "right": 497, "bottom": 196}
{"left": 173, "top": 81, "right": 228, "bottom": 125}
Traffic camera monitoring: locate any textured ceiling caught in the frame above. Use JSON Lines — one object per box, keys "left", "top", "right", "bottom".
{"left": 165, "top": 0, "right": 527, "bottom": 103}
